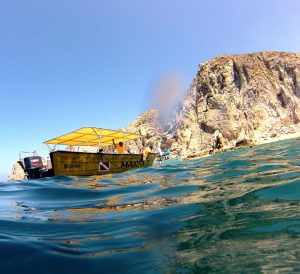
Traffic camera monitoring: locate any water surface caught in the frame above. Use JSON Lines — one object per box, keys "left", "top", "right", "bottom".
{"left": 1, "top": 139, "right": 300, "bottom": 273}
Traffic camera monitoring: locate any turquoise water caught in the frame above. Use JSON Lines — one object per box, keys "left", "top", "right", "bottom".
{"left": 1, "top": 139, "right": 300, "bottom": 273}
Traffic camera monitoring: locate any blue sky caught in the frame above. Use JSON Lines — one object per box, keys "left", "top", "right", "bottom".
{"left": 1, "top": 0, "right": 300, "bottom": 180}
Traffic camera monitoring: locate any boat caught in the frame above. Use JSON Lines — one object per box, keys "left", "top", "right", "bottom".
{"left": 20, "top": 127, "right": 157, "bottom": 180}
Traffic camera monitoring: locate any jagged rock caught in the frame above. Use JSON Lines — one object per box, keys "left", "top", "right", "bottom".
{"left": 126, "top": 51, "right": 300, "bottom": 158}
{"left": 164, "top": 51, "right": 300, "bottom": 157}
{"left": 8, "top": 162, "right": 27, "bottom": 181}
{"left": 124, "top": 109, "right": 163, "bottom": 153}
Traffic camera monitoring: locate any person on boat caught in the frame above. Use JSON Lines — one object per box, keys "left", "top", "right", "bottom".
{"left": 156, "top": 147, "right": 170, "bottom": 161}
{"left": 143, "top": 145, "right": 153, "bottom": 160}
{"left": 154, "top": 140, "right": 170, "bottom": 161}
{"left": 112, "top": 139, "right": 131, "bottom": 154}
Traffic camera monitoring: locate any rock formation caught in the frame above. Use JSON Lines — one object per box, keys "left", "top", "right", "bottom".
{"left": 124, "top": 109, "right": 162, "bottom": 153}
{"left": 128, "top": 51, "right": 300, "bottom": 158}
{"left": 8, "top": 162, "right": 27, "bottom": 181}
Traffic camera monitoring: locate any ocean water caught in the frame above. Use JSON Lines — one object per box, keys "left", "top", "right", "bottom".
{"left": 1, "top": 139, "right": 300, "bottom": 273}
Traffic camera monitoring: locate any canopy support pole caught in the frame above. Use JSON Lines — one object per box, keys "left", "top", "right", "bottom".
{"left": 92, "top": 128, "right": 102, "bottom": 150}
{"left": 46, "top": 144, "right": 56, "bottom": 152}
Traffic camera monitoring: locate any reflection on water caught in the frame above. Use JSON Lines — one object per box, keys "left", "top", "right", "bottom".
{"left": 1, "top": 139, "right": 300, "bottom": 273}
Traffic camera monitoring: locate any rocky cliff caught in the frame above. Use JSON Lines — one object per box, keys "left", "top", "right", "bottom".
{"left": 128, "top": 51, "right": 300, "bottom": 158}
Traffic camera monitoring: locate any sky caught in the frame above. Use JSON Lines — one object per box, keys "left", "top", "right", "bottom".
{"left": 1, "top": 0, "right": 300, "bottom": 180}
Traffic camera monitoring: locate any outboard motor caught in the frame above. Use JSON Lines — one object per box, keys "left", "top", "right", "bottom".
{"left": 23, "top": 156, "right": 44, "bottom": 179}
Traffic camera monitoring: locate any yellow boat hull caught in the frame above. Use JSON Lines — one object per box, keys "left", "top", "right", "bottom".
{"left": 50, "top": 151, "right": 156, "bottom": 176}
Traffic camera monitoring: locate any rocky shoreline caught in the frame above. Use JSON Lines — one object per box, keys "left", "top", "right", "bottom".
{"left": 125, "top": 109, "right": 300, "bottom": 161}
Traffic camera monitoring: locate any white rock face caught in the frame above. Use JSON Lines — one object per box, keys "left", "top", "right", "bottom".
{"left": 8, "top": 162, "right": 27, "bottom": 181}
{"left": 128, "top": 51, "right": 300, "bottom": 158}
{"left": 124, "top": 109, "right": 163, "bottom": 153}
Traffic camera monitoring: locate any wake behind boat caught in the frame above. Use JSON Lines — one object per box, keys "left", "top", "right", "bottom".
{"left": 19, "top": 127, "right": 157, "bottom": 180}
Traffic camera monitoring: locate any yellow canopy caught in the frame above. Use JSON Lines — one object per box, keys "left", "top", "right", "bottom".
{"left": 44, "top": 127, "right": 141, "bottom": 147}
